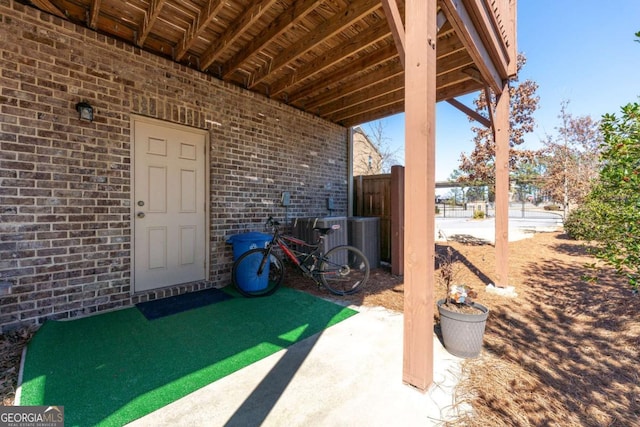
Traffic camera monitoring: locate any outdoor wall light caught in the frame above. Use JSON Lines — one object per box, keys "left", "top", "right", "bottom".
{"left": 75, "top": 101, "right": 94, "bottom": 122}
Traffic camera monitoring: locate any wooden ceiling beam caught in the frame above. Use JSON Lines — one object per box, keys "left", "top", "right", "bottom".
{"left": 462, "top": 0, "right": 509, "bottom": 77}
{"left": 436, "top": 36, "right": 465, "bottom": 59}
{"left": 268, "top": 20, "right": 391, "bottom": 98}
{"left": 318, "top": 74, "right": 405, "bottom": 117}
{"left": 436, "top": 79, "right": 484, "bottom": 101}
{"left": 220, "top": 0, "right": 323, "bottom": 79}
{"left": 436, "top": 49, "right": 475, "bottom": 74}
{"left": 199, "top": 0, "right": 280, "bottom": 71}
{"left": 330, "top": 73, "right": 484, "bottom": 126}
{"left": 440, "top": 0, "right": 503, "bottom": 92}
{"left": 298, "top": 60, "right": 404, "bottom": 111}
{"left": 88, "top": 0, "right": 101, "bottom": 30}
{"left": 247, "top": 0, "right": 381, "bottom": 89}
{"left": 286, "top": 44, "right": 399, "bottom": 105}
{"left": 314, "top": 51, "right": 473, "bottom": 116}
{"left": 29, "top": 0, "right": 66, "bottom": 19}
{"left": 335, "top": 99, "right": 405, "bottom": 127}
{"left": 327, "top": 88, "right": 403, "bottom": 123}
{"left": 327, "top": 88, "right": 405, "bottom": 124}
{"left": 137, "top": 0, "right": 167, "bottom": 47}
{"left": 175, "top": 0, "right": 225, "bottom": 62}
{"left": 318, "top": 50, "right": 470, "bottom": 117}
{"left": 381, "top": 0, "right": 405, "bottom": 68}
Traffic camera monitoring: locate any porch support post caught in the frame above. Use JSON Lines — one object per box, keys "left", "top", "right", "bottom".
{"left": 402, "top": 0, "right": 437, "bottom": 391}
{"left": 493, "top": 81, "right": 510, "bottom": 286}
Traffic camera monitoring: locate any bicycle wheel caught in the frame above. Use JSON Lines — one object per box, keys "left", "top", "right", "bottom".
{"left": 232, "top": 248, "right": 284, "bottom": 297}
{"left": 319, "top": 245, "right": 369, "bottom": 295}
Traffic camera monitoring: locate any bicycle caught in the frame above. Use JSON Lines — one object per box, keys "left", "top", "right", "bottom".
{"left": 231, "top": 216, "right": 370, "bottom": 297}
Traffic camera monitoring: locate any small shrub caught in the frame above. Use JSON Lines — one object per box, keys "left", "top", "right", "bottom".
{"left": 564, "top": 205, "right": 598, "bottom": 240}
{"left": 544, "top": 204, "right": 561, "bottom": 211}
{"left": 473, "top": 210, "right": 485, "bottom": 219}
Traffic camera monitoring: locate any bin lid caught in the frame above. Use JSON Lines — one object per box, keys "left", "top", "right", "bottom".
{"left": 226, "top": 232, "right": 272, "bottom": 244}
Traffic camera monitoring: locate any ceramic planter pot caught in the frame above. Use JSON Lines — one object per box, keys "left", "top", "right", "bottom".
{"left": 437, "top": 298, "right": 489, "bottom": 358}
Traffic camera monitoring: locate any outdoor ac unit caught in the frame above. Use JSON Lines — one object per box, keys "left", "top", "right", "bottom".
{"left": 348, "top": 217, "right": 380, "bottom": 268}
{"left": 293, "top": 216, "right": 347, "bottom": 254}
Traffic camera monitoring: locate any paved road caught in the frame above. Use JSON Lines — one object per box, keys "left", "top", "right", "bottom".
{"left": 436, "top": 215, "right": 563, "bottom": 244}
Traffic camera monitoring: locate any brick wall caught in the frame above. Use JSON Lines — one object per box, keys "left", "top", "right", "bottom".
{"left": 0, "top": 0, "right": 348, "bottom": 331}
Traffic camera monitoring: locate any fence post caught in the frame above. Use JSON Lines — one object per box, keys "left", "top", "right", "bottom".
{"left": 391, "top": 165, "right": 404, "bottom": 276}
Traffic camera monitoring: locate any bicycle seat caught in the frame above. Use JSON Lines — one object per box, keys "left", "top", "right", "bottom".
{"left": 314, "top": 224, "right": 340, "bottom": 236}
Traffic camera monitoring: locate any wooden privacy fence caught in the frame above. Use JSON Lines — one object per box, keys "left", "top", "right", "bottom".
{"left": 354, "top": 165, "right": 404, "bottom": 275}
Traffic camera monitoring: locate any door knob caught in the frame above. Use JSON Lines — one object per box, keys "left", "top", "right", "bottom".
{"left": 136, "top": 212, "right": 145, "bottom": 218}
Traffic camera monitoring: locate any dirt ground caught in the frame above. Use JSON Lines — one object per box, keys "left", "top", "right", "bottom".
{"left": 3, "top": 231, "right": 639, "bottom": 426}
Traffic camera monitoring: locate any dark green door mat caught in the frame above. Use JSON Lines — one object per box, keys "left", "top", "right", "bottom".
{"left": 19, "top": 287, "right": 357, "bottom": 427}
{"left": 135, "top": 287, "right": 233, "bottom": 320}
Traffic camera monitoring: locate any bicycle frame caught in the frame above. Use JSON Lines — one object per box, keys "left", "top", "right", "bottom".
{"left": 270, "top": 231, "right": 323, "bottom": 276}
{"left": 231, "top": 216, "right": 369, "bottom": 297}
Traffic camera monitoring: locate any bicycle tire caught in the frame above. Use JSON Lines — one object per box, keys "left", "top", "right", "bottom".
{"left": 231, "top": 248, "right": 284, "bottom": 297}
{"left": 319, "top": 245, "right": 370, "bottom": 295}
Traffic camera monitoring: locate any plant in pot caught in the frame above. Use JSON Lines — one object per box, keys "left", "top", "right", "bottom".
{"left": 436, "top": 246, "right": 489, "bottom": 358}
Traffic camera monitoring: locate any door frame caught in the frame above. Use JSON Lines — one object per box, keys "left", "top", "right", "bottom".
{"left": 130, "top": 115, "right": 210, "bottom": 294}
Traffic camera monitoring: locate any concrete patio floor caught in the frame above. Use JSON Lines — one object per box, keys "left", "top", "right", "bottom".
{"left": 127, "top": 305, "right": 468, "bottom": 426}
{"left": 127, "top": 218, "right": 556, "bottom": 426}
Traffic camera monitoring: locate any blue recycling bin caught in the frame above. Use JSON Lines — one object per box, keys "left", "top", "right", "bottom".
{"left": 227, "top": 232, "right": 272, "bottom": 291}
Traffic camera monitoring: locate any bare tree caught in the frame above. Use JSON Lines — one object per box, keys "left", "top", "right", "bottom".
{"left": 363, "top": 120, "right": 403, "bottom": 173}
{"left": 457, "top": 54, "right": 540, "bottom": 197}
{"left": 540, "top": 100, "right": 602, "bottom": 217}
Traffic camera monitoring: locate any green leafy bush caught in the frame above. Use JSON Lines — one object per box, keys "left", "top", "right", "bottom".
{"left": 572, "top": 102, "right": 640, "bottom": 293}
{"left": 564, "top": 200, "right": 610, "bottom": 241}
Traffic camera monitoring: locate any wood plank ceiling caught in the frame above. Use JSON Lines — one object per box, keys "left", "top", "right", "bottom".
{"left": 23, "top": 0, "right": 513, "bottom": 127}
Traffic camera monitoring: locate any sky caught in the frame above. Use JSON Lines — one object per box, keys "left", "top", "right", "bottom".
{"left": 362, "top": 0, "right": 640, "bottom": 182}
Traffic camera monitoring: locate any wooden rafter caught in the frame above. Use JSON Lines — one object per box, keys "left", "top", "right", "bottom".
{"left": 320, "top": 49, "right": 471, "bottom": 118}
{"left": 437, "top": 36, "right": 466, "bottom": 60}
{"left": 463, "top": 0, "right": 510, "bottom": 75}
{"left": 381, "top": 0, "right": 405, "bottom": 68}
{"left": 175, "top": 0, "right": 225, "bottom": 62}
{"left": 23, "top": 0, "right": 516, "bottom": 136}
{"left": 199, "top": 0, "right": 280, "bottom": 71}
{"left": 318, "top": 74, "right": 404, "bottom": 117}
{"left": 268, "top": 20, "right": 391, "bottom": 98}
{"left": 137, "top": 0, "right": 166, "bottom": 47}
{"left": 220, "top": 0, "right": 323, "bottom": 79}
{"left": 299, "top": 61, "right": 404, "bottom": 111}
{"left": 29, "top": 0, "right": 66, "bottom": 19}
{"left": 247, "top": 0, "right": 381, "bottom": 89}
{"left": 341, "top": 101, "right": 405, "bottom": 128}
{"left": 327, "top": 88, "right": 404, "bottom": 123}
{"left": 440, "top": 0, "right": 502, "bottom": 92}
{"left": 88, "top": 0, "right": 101, "bottom": 30}
{"left": 288, "top": 44, "right": 398, "bottom": 105}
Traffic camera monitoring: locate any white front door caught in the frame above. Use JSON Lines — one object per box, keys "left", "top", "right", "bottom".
{"left": 133, "top": 117, "right": 208, "bottom": 292}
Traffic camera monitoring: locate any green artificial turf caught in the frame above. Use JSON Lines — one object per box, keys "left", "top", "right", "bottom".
{"left": 19, "top": 287, "right": 357, "bottom": 427}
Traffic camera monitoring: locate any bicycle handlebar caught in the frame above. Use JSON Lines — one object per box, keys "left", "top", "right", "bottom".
{"left": 266, "top": 216, "right": 280, "bottom": 230}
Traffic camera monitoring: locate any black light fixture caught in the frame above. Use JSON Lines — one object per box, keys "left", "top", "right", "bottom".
{"left": 75, "top": 101, "right": 94, "bottom": 122}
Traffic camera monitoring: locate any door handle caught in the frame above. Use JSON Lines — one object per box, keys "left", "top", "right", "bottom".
{"left": 136, "top": 212, "right": 145, "bottom": 218}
